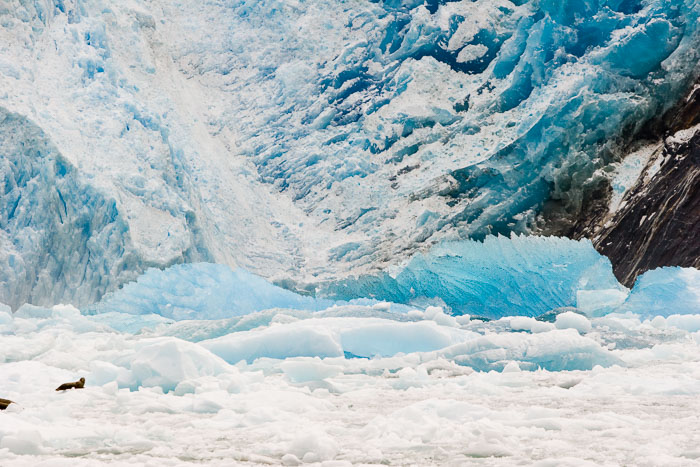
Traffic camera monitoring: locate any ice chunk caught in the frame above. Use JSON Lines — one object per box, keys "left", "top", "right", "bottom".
{"left": 89, "top": 263, "right": 336, "bottom": 320}
{"left": 86, "top": 311, "right": 173, "bottom": 334}
{"left": 201, "top": 324, "right": 344, "bottom": 364}
{"left": 509, "top": 317, "right": 555, "bottom": 333}
{"left": 288, "top": 431, "right": 339, "bottom": 462}
{"left": 129, "top": 338, "right": 231, "bottom": 392}
{"left": 339, "top": 320, "right": 466, "bottom": 358}
{"left": 280, "top": 358, "right": 343, "bottom": 383}
{"left": 322, "top": 236, "right": 624, "bottom": 318}
{"left": 439, "top": 329, "right": 621, "bottom": 372}
{"left": 14, "top": 304, "right": 53, "bottom": 319}
{"left": 577, "top": 289, "right": 629, "bottom": 316}
{"left": 282, "top": 454, "right": 302, "bottom": 466}
{"left": 555, "top": 312, "right": 592, "bottom": 334}
{"left": 616, "top": 267, "right": 700, "bottom": 317}
{"left": 665, "top": 315, "right": 700, "bottom": 332}
{"left": 0, "top": 430, "right": 44, "bottom": 455}
{"left": 201, "top": 318, "right": 468, "bottom": 364}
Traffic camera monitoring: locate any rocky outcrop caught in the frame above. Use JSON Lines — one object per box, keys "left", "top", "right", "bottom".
{"left": 573, "top": 82, "right": 700, "bottom": 287}
{"left": 593, "top": 126, "right": 699, "bottom": 287}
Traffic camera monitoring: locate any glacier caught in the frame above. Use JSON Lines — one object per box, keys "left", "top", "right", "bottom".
{"left": 1, "top": 2, "right": 700, "bottom": 464}
{"left": 1, "top": 0, "right": 699, "bottom": 307}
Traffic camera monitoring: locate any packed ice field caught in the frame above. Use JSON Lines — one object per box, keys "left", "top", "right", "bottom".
{"left": 1, "top": 236, "right": 700, "bottom": 466}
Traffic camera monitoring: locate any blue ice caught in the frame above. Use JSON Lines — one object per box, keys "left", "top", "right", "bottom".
{"left": 616, "top": 267, "right": 700, "bottom": 317}
{"left": 87, "top": 263, "right": 338, "bottom": 320}
{"left": 321, "top": 235, "right": 624, "bottom": 318}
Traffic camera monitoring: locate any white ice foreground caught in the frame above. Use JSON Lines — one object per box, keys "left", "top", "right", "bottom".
{"left": 1, "top": 263, "right": 700, "bottom": 466}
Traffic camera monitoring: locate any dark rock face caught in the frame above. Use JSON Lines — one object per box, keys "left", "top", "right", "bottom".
{"left": 569, "top": 81, "right": 700, "bottom": 288}
{"left": 593, "top": 128, "right": 700, "bottom": 287}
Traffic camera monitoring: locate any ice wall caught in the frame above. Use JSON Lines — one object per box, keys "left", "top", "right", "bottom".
{"left": 1, "top": 0, "right": 699, "bottom": 307}
{"left": 0, "top": 108, "right": 144, "bottom": 309}
{"left": 169, "top": 0, "right": 700, "bottom": 271}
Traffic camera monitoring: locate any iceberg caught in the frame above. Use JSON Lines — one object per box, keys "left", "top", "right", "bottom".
{"left": 321, "top": 235, "right": 625, "bottom": 318}
{"left": 616, "top": 267, "right": 700, "bottom": 317}
{"left": 87, "top": 263, "right": 336, "bottom": 320}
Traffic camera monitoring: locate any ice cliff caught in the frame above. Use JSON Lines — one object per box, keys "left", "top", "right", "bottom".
{"left": 1, "top": 0, "right": 699, "bottom": 308}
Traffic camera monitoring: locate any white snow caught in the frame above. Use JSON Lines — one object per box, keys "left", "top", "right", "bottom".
{"left": 666, "top": 123, "right": 700, "bottom": 146}
{"left": 609, "top": 142, "right": 663, "bottom": 213}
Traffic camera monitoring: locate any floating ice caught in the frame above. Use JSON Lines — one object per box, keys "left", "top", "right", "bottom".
{"left": 554, "top": 312, "right": 592, "bottom": 334}
{"left": 201, "top": 318, "right": 469, "bottom": 364}
{"left": 577, "top": 288, "right": 629, "bottom": 316}
{"left": 616, "top": 267, "right": 700, "bottom": 317}
{"left": 321, "top": 235, "right": 624, "bottom": 318}
{"left": 1, "top": 262, "right": 699, "bottom": 465}
{"left": 438, "top": 329, "right": 621, "bottom": 372}
{"left": 88, "top": 263, "right": 336, "bottom": 320}
{"left": 75, "top": 236, "right": 624, "bottom": 321}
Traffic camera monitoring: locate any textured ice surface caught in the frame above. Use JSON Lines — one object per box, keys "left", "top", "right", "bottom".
{"left": 1, "top": 0, "right": 700, "bottom": 307}
{"left": 0, "top": 109, "right": 146, "bottom": 310}
{"left": 87, "top": 263, "right": 336, "bottom": 320}
{"left": 201, "top": 317, "right": 470, "bottom": 363}
{"left": 321, "top": 235, "right": 625, "bottom": 318}
{"left": 81, "top": 237, "right": 700, "bottom": 325}
{"left": 2, "top": 292, "right": 700, "bottom": 464}
{"left": 81, "top": 236, "right": 625, "bottom": 320}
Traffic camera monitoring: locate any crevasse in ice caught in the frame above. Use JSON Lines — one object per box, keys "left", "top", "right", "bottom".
{"left": 1, "top": 0, "right": 699, "bottom": 307}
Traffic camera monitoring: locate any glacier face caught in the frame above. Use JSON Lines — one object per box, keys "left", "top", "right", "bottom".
{"left": 0, "top": 0, "right": 699, "bottom": 307}
{"left": 0, "top": 108, "right": 140, "bottom": 309}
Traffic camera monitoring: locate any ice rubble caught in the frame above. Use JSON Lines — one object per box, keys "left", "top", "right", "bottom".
{"left": 1, "top": 245, "right": 699, "bottom": 464}
{"left": 1, "top": 0, "right": 700, "bottom": 308}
